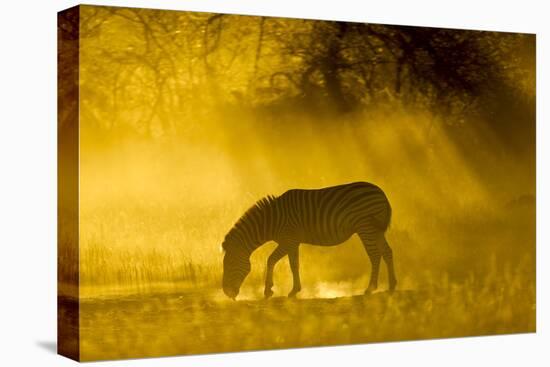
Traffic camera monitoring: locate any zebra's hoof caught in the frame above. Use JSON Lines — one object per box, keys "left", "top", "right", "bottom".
{"left": 288, "top": 290, "right": 300, "bottom": 298}
{"left": 364, "top": 287, "right": 376, "bottom": 295}
{"left": 389, "top": 280, "right": 397, "bottom": 294}
{"left": 264, "top": 289, "right": 274, "bottom": 299}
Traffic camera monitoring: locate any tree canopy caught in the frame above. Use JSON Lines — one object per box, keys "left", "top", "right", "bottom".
{"left": 71, "top": 5, "right": 534, "bottom": 144}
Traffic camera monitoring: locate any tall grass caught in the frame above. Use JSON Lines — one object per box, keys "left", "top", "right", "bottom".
{"left": 67, "top": 189, "right": 534, "bottom": 300}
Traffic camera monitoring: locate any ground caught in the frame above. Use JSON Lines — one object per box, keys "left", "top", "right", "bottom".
{"left": 67, "top": 282, "right": 535, "bottom": 361}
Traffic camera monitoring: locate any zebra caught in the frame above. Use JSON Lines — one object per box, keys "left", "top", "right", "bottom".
{"left": 221, "top": 181, "right": 396, "bottom": 299}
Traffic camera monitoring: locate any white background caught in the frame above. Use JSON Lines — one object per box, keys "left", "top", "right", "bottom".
{"left": 0, "top": 0, "right": 547, "bottom": 365}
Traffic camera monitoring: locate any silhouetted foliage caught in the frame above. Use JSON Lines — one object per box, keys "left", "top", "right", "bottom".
{"left": 78, "top": 6, "right": 534, "bottom": 144}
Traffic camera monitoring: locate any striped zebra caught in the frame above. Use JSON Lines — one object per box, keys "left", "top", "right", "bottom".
{"left": 221, "top": 181, "right": 396, "bottom": 299}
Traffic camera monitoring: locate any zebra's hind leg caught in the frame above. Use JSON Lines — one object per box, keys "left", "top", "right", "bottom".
{"left": 358, "top": 230, "right": 382, "bottom": 294}
{"left": 381, "top": 236, "right": 397, "bottom": 292}
{"left": 264, "top": 244, "right": 288, "bottom": 299}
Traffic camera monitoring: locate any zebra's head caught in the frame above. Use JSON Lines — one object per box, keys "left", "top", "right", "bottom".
{"left": 221, "top": 244, "right": 251, "bottom": 299}
{"left": 221, "top": 196, "right": 277, "bottom": 299}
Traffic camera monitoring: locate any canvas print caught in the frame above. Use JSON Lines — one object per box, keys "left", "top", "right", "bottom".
{"left": 58, "top": 5, "right": 536, "bottom": 362}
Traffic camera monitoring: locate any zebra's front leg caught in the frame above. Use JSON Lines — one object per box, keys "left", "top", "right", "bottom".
{"left": 264, "top": 245, "right": 288, "bottom": 299}
{"left": 287, "top": 244, "right": 301, "bottom": 298}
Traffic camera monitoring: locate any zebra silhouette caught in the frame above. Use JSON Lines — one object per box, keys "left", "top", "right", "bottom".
{"left": 221, "top": 182, "right": 396, "bottom": 299}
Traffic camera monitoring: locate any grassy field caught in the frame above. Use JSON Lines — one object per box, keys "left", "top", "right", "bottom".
{"left": 74, "top": 269, "right": 535, "bottom": 361}
{"left": 58, "top": 196, "right": 536, "bottom": 360}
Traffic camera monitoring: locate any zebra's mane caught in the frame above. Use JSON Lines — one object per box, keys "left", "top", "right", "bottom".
{"left": 222, "top": 195, "right": 278, "bottom": 252}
